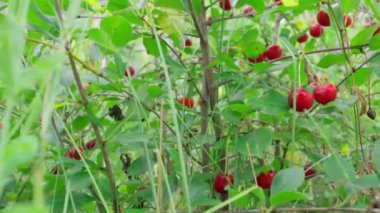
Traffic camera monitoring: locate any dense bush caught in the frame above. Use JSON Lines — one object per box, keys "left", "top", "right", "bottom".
{"left": 0, "top": 0, "right": 380, "bottom": 212}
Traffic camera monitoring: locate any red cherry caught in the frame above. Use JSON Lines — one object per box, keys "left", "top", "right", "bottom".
{"left": 297, "top": 34, "right": 308, "bottom": 43}
{"left": 67, "top": 147, "right": 84, "bottom": 160}
{"left": 343, "top": 15, "right": 353, "bottom": 28}
{"left": 185, "top": 39, "right": 192, "bottom": 48}
{"left": 313, "top": 83, "right": 337, "bottom": 105}
{"left": 219, "top": 0, "right": 232, "bottom": 11}
{"left": 374, "top": 27, "right": 380, "bottom": 36}
{"left": 256, "top": 170, "right": 276, "bottom": 189}
{"left": 248, "top": 53, "right": 266, "bottom": 63}
{"left": 288, "top": 88, "right": 314, "bottom": 112}
{"left": 125, "top": 66, "right": 135, "bottom": 77}
{"left": 265, "top": 45, "right": 282, "bottom": 60}
{"left": 304, "top": 164, "right": 317, "bottom": 179}
{"left": 244, "top": 6, "right": 255, "bottom": 16}
{"left": 317, "top": 10, "right": 330, "bottom": 27}
{"left": 178, "top": 97, "right": 195, "bottom": 108}
{"left": 309, "top": 23, "right": 324, "bottom": 38}
{"left": 85, "top": 139, "right": 96, "bottom": 150}
{"left": 274, "top": 0, "right": 282, "bottom": 5}
{"left": 213, "top": 173, "right": 234, "bottom": 194}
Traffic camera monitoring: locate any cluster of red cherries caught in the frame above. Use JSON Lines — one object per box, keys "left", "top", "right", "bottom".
{"left": 289, "top": 83, "right": 337, "bottom": 112}
{"left": 297, "top": 8, "right": 353, "bottom": 43}
{"left": 213, "top": 165, "right": 316, "bottom": 194}
{"left": 67, "top": 139, "right": 96, "bottom": 160}
{"left": 248, "top": 44, "right": 282, "bottom": 63}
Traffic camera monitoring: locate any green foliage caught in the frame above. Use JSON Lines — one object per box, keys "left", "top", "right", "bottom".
{"left": 0, "top": 0, "right": 379, "bottom": 212}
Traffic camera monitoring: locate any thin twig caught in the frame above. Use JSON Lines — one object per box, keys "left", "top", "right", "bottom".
{"left": 217, "top": 44, "right": 369, "bottom": 87}
{"left": 270, "top": 44, "right": 368, "bottom": 63}
{"left": 66, "top": 42, "right": 119, "bottom": 213}
{"left": 207, "top": 14, "right": 253, "bottom": 25}
{"left": 309, "top": 52, "right": 380, "bottom": 113}
{"left": 140, "top": 17, "right": 204, "bottom": 100}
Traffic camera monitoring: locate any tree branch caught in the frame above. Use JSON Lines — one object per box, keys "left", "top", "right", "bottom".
{"left": 309, "top": 52, "right": 380, "bottom": 113}
{"left": 66, "top": 42, "right": 119, "bottom": 213}
{"left": 217, "top": 44, "right": 369, "bottom": 87}
{"left": 270, "top": 44, "right": 368, "bottom": 63}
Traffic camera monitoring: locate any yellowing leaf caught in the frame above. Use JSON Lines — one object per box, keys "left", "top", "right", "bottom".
{"left": 282, "top": 0, "right": 299, "bottom": 7}
{"left": 341, "top": 144, "right": 351, "bottom": 157}
{"left": 84, "top": 0, "right": 103, "bottom": 10}
{"left": 157, "top": 8, "right": 187, "bottom": 38}
{"left": 295, "top": 20, "right": 306, "bottom": 30}
{"left": 286, "top": 151, "right": 302, "bottom": 164}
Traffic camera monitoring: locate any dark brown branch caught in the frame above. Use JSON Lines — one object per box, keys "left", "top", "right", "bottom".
{"left": 66, "top": 42, "right": 119, "bottom": 213}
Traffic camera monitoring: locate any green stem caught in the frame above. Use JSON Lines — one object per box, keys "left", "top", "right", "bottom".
{"left": 147, "top": 6, "right": 192, "bottom": 213}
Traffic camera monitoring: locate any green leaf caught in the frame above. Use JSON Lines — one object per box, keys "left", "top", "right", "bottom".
{"left": 107, "top": 0, "right": 130, "bottom": 11}
{"left": 224, "top": 103, "right": 253, "bottom": 114}
{"left": 317, "top": 54, "right": 346, "bottom": 68}
{"left": 147, "top": 85, "right": 165, "bottom": 98}
{"left": 190, "top": 179, "right": 220, "bottom": 207}
{"left": 247, "top": 0, "right": 265, "bottom": 13}
{"left": 369, "top": 34, "right": 380, "bottom": 50}
{"left": 69, "top": 171, "right": 92, "bottom": 191}
{"left": 100, "top": 16, "right": 132, "bottom": 47}
{"left": 239, "top": 29, "right": 260, "bottom": 48}
{"left": 87, "top": 29, "right": 117, "bottom": 54}
{"left": 341, "top": 0, "right": 360, "bottom": 13}
{"left": 353, "top": 174, "right": 380, "bottom": 188}
{"left": 156, "top": 0, "right": 185, "bottom": 10}
{"left": 251, "top": 187, "right": 266, "bottom": 203}
{"left": 373, "top": 144, "right": 380, "bottom": 174}
{"left": 270, "top": 167, "right": 305, "bottom": 195}
{"left": 72, "top": 115, "right": 90, "bottom": 131}
{"left": 190, "top": 0, "right": 202, "bottom": 15}
{"left": 0, "top": 205, "right": 48, "bottom": 213}
{"left": 270, "top": 191, "right": 311, "bottom": 207}
{"left": 236, "top": 127, "right": 273, "bottom": 157}
{"left": 157, "top": 9, "right": 186, "bottom": 38}
{"left": 250, "top": 90, "right": 289, "bottom": 115}
{"left": 324, "top": 155, "right": 356, "bottom": 181}
{"left": 231, "top": 188, "right": 251, "bottom": 208}
{"left": 128, "top": 157, "right": 149, "bottom": 176}
{"left": 143, "top": 37, "right": 168, "bottom": 57}
{"left": 345, "top": 68, "right": 371, "bottom": 88}
{"left": 282, "top": 0, "right": 299, "bottom": 7}
{"left": 351, "top": 27, "right": 377, "bottom": 47}
{"left": 1, "top": 135, "right": 39, "bottom": 175}
{"left": 244, "top": 41, "right": 266, "bottom": 58}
